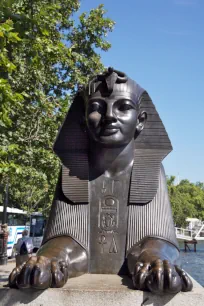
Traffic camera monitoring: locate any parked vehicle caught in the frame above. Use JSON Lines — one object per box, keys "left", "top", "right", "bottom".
{"left": 0, "top": 206, "right": 29, "bottom": 258}
{"left": 0, "top": 207, "right": 46, "bottom": 257}
{"left": 30, "top": 212, "right": 46, "bottom": 251}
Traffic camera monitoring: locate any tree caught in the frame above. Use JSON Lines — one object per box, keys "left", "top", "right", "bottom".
{"left": 0, "top": 0, "right": 114, "bottom": 214}
{"left": 167, "top": 176, "right": 204, "bottom": 227}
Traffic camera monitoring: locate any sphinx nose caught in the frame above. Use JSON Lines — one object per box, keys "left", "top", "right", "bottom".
{"left": 104, "top": 105, "right": 117, "bottom": 123}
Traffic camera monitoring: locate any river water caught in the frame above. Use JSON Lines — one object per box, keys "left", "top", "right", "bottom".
{"left": 179, "top": 240, "right": 204, "bottom": 286}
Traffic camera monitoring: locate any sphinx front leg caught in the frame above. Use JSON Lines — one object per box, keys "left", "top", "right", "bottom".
{"left": 9, "top": 236, "right": 88, "bottom": 289}
{"left": 127, "top": 238, "right": 193, "bottom": 294}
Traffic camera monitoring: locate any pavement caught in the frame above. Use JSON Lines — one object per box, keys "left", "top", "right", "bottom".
{"left": 0, "top": 260, "right": 15, "bottom": 289}
{"left": 0, "top": 260, "right": 204, "bottom": 306}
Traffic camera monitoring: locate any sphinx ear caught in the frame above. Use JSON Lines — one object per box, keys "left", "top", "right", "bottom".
{"left": 136, "top": 111, "right": 147, "bottom": 134}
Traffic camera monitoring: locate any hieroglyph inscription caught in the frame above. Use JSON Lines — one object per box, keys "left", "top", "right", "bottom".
{"left": 98, "top": 180, "right": 119, "bottom": 253}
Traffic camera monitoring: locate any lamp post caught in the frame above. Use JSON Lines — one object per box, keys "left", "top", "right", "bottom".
{"left": 0, "top": 183, "right": 9, "bottom": 265}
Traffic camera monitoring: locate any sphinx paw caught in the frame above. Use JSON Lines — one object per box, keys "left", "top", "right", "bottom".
{"left": 145, "top": 260, "right": 182, "bottom": 294}
{"left": 175, "top": 265, "right": 193, "bottom": 292}
{"left": 50, "top": 260, "right": 69, "bottom": 288}
{"left": 9, "top": 256, "right": 69, "bottom": 290}
{"left": 132, "top": 260, "right": 191, "bottom": 294}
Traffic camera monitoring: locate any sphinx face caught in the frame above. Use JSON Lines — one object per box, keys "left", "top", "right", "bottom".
{"left": 86, "top": 93, "right": 138, "bottom": 147}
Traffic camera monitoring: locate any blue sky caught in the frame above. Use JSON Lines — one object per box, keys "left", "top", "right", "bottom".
{"left": 79, "top": 0, "right": 204, "bottom": 183}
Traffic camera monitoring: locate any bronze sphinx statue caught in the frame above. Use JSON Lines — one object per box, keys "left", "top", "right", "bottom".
{"left": 9, "top": 68, "right": 193, "bottom": 294}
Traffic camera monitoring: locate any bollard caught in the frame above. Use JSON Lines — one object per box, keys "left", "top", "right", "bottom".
{"left": 0, "top": 224, "right": 8, "bottom": 265}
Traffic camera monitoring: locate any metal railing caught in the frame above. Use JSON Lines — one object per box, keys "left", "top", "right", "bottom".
{"left": 175, "top": 224, "right": 204, "bottom": 240}
{"left": 175, "top": 227, "right": 194, "bottom": 240}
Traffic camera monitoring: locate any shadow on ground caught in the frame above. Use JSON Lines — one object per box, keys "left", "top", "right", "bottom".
{"left": 1, "top": 288, "right": 44, "bottom": 306}
{"left": 120, "top": 275, "right": 176, "bottom": 306}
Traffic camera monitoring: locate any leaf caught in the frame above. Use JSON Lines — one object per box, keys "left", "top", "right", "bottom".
{"left": 16, "top": 167, "right": 22, "bottom": 174}
{"left": 42, "top": 29, "right": 49, "bottom": 36}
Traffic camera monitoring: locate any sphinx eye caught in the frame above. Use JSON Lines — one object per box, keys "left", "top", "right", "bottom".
{"left": 89, "top": 102, "right": 103, "bottom": 113}
{"left": 118, "top": 103, "right": 134, "bottom": 111}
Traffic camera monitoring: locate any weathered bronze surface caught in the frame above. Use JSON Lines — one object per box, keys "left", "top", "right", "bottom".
{"left": 9, "top": 68, "right": 193, "bottom": 294}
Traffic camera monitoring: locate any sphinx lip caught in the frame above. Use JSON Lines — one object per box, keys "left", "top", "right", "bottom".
{"left": 100, "top": 128, "right": 119, "bottom": 136}
{"left": 102, "top": 124, "right": 119, "bottom": 129}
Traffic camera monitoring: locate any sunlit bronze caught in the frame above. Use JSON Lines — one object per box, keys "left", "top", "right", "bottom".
{"left": 9, "top": 68, "right": 193, "bottom": 294}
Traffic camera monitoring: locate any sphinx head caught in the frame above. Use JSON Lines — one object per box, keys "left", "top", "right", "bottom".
{"left": 53, "top": 68, "right": 172, "bottom": 203}
{"left": 84, "top": 68, "right": 147, "bottom": 148}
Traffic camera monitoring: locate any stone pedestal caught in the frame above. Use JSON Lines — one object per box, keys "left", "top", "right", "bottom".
{"left": 0, "top": 272, "right": 204, "bottom": 306}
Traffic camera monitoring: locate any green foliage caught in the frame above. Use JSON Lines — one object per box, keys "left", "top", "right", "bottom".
{"left": 0, "top": 0, "right": 114, "bottom": 214}
{"left": 167, "top": 176, "right": 204, "bottom": 227}
{"left": 0, "top": 19, "right": 23, "bottom": 128}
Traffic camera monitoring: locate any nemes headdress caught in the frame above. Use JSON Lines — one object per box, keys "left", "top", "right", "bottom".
{"left": 54, "top": 68, "right": 172, "bottom": 204}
